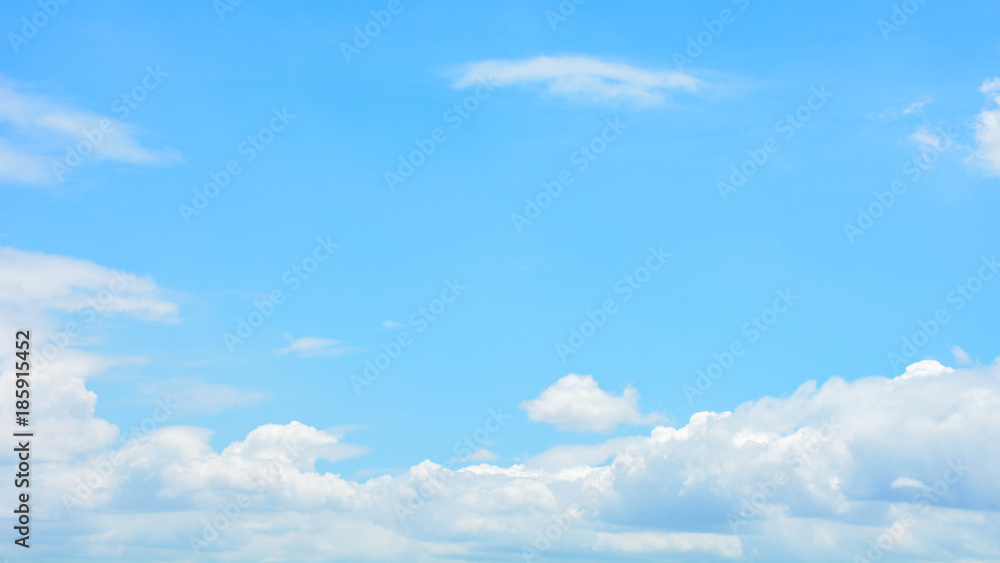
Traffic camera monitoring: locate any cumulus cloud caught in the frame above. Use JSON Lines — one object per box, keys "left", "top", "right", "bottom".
{"left": 278, "top": 333, "right": 364, "bottom": 358}
{"left": 521, "top": 374, "right": 666, "bottom": 432}
{"left": 0, "top": 247, "right": 178, "bottom": 466}
{"left": 971, "top": 77, "right": 1000, "bottom": 176}
{"left": 6, "top": 354, "right": 1000, "bottom": 561}
{"left": 4, "top": 245, "right": 1000, "bottom": 561}
{"left": 897, "top": 358, "right": 954, "bottom": 380}
{"left": 0, "top": 76, "right": 181, "bottom": 184}
{"left": 452, "top": 55, "right": 699, "bottom": 106}
{"left": 0, "top": 350, "right": 126, "bottom": 462}
{"left": 158, "top": 421, "right": 370, "bottom": 498}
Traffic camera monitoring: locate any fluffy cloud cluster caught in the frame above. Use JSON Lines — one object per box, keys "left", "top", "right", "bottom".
{"left": 2, "top": 247, "right": 1000, "bottom": 562}
{"left": 10, "top": 356, "right": 999, "bottom": 562}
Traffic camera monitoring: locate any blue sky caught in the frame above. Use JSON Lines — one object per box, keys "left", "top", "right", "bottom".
{"left": 1, "top": 1, "right": 999, "bottom": 561}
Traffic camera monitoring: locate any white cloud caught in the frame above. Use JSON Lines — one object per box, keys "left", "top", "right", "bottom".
{"left": 897, "top": 358, "right": 954, "bottom": 380}
{"left": 953, "top": 345, "right": 972, "bottom": 365}
{"left": 1, "top": 350, "right": 126, "bottom": 462}
{"left": 903, "top": 94, "right": 933, "bottom": 115}
{"left": 6, "top": 355, "right": 1000, "bottom": 561}
{"left": 873, "top": 94, "right": 933, "bottom": 120}
{"left": 0, "top": 246, "right": 178, "bottom": 464}
{"left": 910, "top": 125, "right": 946, "bottom": 150}
{"left": 451, "top": 448, "right": 498, "bottom": 464}
{"left": 452, "top": 55, "right": 699, "bottom": 106}
{"left": 0, "top": 76, "right": 181, "bottom": 184}
{"left": 382, "top": 320, "right": 407, "bottom": 330}
{"left": 521, "top": 374, "right": 666, "bottom": 432}
{"left": 158, "top": 421, "right": 371, "bottom": 498}
{"left": 891, "top": 476, "right": 930, "bottom": 490}
{"left": 3, "top": 249, "right": 1000, "bottom": 561}
{"left": 278, "top": 333, "right": 364, "bottom": 358}
{"left": 0, "top": 246, "right": 178, "bottom": 321}
{"left": 971, "top": 77, "right": 1000, "bottom": 176}
{"left": 593, "top": 531, "right": 742, "bottom": 557}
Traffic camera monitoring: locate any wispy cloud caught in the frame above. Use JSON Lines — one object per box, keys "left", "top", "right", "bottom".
{"left": 452, "top": 55, "right": 699, "bottom": 106}
{"left": 0, "top": 75, "right": 181, "bottom": 185}
{"left": 903, "top": 94, "right": 933, "bottom": 115}
{"left": 278, "top": 333, "right": 365, "bottom": 358}
{"left": 136, "top": 378, "right": 269, "bottom": 416}
{"left": 971, "top": 77, "right": 1000, "bottom": 176}
{"left": 910, "top": 125, "right": 946, "bottom": 150}
{"left": 952, "top": 345, "right": 972, "bottom": 365}
{"left": 890, "top": 476, "right": 930, "bottom": 490}
{"left": 872, "top": 94, "right": 933, "bottom": 120}
{"left": 382, "top": 320, "right": 407, "bottom": 330}
{"left": 450, "top": 448, "right": 498, "bottom": 464}
{"left": 0, "top": 246, "right": 178, "bottom": 320}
